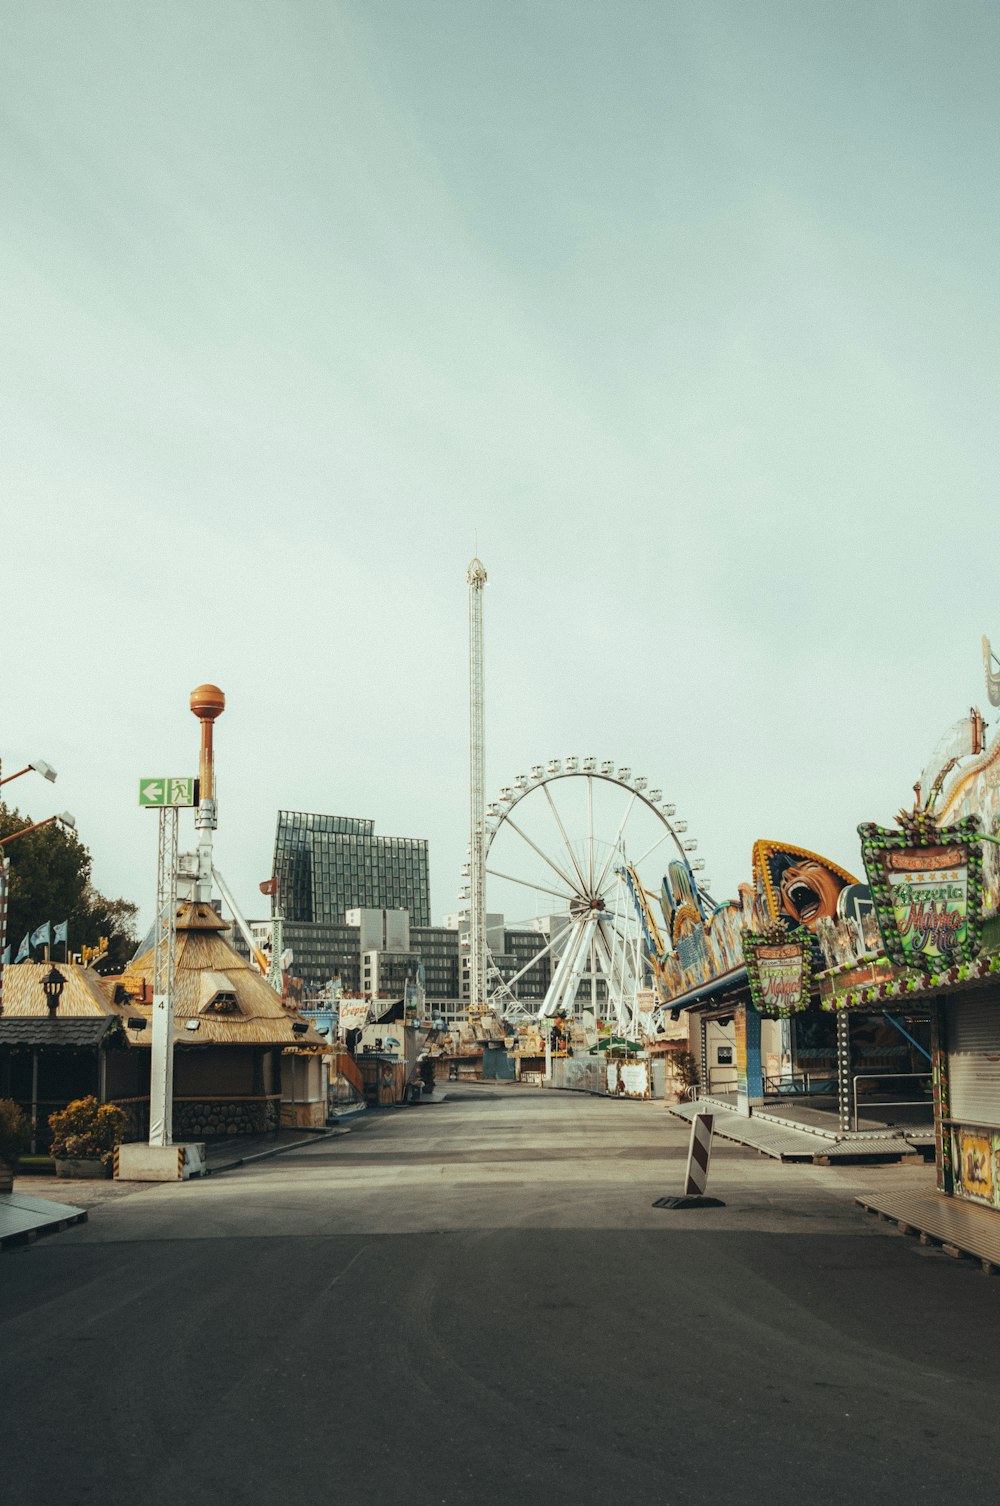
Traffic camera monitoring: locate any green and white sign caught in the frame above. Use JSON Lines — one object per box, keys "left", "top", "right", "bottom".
{"left": 138, "top": 777, "right": 198, "bottom": 808}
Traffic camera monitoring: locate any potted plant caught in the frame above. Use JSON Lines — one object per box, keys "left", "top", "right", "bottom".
{"left": 0, "top": 1098, "right": 30, "bottom": 1193}
{"left": 48, "top": 1096, "right": 127, "bottom": 1179}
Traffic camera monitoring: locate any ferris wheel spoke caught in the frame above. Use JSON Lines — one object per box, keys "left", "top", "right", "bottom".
{"left": 587, "top": 775, "right": 595, "bottom": 893}
{"left": 593, "top": 923, "right": 631, "bottom": 1027}
{"left": 501, "top": 814, "right": 582, "bottom": 895}
{"left": 630, "top": 825, "right": 679, "bottom": 875}
{"left": 493, "top": 919, "right": 575, "bottom": 992}
{"left": 542, "top": 781, "right": 588, "bottom": 891}
{"left": 593, "top": 790, "right": 639, "bottom": 896}
{"left": 485, "top": 866, "right": 574, "bottom": 904}
{"left": 597, "top": 861, "right": 630, "bottom": 901}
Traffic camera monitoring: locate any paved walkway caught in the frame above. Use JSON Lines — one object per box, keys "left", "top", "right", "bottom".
{"left": 2, "top": 1123, "right": 357, "bottom": 1244}
{"left": 5, "top": 1083, "right": 1000, "bottom": 1505}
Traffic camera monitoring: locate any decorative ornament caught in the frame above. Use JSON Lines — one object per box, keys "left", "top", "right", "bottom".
{"left": 858, "top": 808, "right": 983, "bottom": 973}
{"left": 743, "top": 919, "right": 812, "bottom": 1017}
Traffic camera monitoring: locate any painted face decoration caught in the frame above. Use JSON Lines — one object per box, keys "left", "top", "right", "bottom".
{"left": 779, "top": 860, "right": 846, "bottom": 931}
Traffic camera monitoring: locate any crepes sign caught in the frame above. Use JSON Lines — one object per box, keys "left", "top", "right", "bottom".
{"left": 743, "top": 924, "right": 812, "bottom": 1016}
{"left": 859, "top": 812, "right": 983, "bottom": 971}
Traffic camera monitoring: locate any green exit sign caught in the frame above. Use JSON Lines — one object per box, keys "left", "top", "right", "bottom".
{"left": 138, "top": 777, "right": 199, "bottom": 808}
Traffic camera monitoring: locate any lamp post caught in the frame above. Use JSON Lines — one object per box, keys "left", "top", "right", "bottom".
{"left": 41, "top": 966, "right": 66, "bottom": 1016}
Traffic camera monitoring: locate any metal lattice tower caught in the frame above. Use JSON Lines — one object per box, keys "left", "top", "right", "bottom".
{"left": 153, "top": 807, "right": 179, "bottom": 1000}
{"left": 467, "top": 557, "right": 488, "bottom": 1016}
{"left": 149, "top": 804, "right": 179, "bottom": 1146}
{"left": 268, "top": 905, "right": 285, "bottom": 996}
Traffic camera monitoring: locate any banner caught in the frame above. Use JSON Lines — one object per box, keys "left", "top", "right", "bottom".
{"left": 859, "top": 811, "right": 983, "bottom": 972}
{"left": 339, "top": 999, "right": 371, "bottom": 1033}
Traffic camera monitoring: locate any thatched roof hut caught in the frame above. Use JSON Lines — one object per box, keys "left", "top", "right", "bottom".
{"left": 122, "top": 901, "right": 327, "bottom": 1050}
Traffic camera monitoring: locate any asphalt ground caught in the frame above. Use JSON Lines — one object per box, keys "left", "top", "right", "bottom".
{"left": 3, "top": 1084, "right": 998, "bottom": 1506}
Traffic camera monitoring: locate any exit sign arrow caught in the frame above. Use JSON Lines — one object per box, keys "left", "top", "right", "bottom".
{"left": 138, "top": 777, "right": 198, "bottom": 808}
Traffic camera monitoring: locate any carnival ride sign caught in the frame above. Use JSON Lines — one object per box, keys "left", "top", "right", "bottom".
{"left": 859, "top": 812, "right": 983, "bottom": 972}
{"left": 743, "top": 924, "right": 812, "bottom": 1016}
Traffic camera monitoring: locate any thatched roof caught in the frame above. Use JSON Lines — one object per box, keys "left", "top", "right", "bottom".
{"left": 122, "top": 902, "right": 327, "bottom": 1050}
{"left": 1, "top": 961, "right": 128, "bottom": 1021}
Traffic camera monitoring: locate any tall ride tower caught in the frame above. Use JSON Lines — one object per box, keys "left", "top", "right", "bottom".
{"left": 190, "top": 683, "right": 225, "bottom": 902}
{"left": 467, "top": 557, "right": 488, "bottom": 1017}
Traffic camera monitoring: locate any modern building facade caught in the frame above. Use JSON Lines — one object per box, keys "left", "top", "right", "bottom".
{"left": 272, "top": 811, "right": 431, "bottom": 928}
{"left": 254, "top": 811, "right": 610, "bottom": 1019}
{"left": 242, "top": 908, "right": 559, "bottom": 1021}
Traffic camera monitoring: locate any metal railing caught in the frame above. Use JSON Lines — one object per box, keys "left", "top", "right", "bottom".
{"left": 706, "top": 1066, "right": 738, "bottom": 1092}
{"left": 762, "top": 1071, "right": 835, "bottom": 1097}
{"left": 852, "top": 1071, "right": 932, "bottom": 1132}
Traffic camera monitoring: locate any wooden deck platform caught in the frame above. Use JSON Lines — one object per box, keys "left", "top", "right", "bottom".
{"left": 856, "top": 1187, "right": 1000, "bottom": 1273}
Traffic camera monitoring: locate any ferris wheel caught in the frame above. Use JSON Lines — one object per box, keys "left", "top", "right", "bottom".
{"left": 461, "top": 758, "right": 711, "bottom": 1033}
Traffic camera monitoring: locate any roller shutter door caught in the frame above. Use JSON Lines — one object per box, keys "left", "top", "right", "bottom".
{"left": 948, "top": 994, "right": 1000, "bottom": 1126}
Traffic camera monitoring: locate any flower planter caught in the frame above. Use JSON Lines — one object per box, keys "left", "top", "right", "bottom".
{"left": 54, "top": 1157, "right": 112, "bottom": 1180}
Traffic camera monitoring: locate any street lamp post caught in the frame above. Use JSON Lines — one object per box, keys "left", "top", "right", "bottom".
{"left": 41, "top": 966, "right": 66, "bottom": 1016}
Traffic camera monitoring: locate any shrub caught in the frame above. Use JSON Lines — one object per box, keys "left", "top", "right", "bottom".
{"left": 669, "top": 1049, "right": 700, "bottom": 1089}
{"left": 0, "top": 1098, "right": 30, "bottom": 1167}
{"left": 48, "top": 1096, "right": 127, "bottom": 1165}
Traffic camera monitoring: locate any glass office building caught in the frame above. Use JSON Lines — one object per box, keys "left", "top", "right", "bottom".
{"left": 272, "top": 811, "right": 431, "bottom": 928}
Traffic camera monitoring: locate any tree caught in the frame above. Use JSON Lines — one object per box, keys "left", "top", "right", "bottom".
{"left": 0, "top": 803, "right": 138, "bottom": 970}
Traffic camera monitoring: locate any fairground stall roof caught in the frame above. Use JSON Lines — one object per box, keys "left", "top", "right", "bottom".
{"left": 121, "top": 901, "right": 328, "bottom": 1049}
{"left": 0, "top": 961, "right": 131, "bottom": 1048}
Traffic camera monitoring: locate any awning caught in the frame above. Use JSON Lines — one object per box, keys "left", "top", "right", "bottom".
{"left": 667, "top": 966, "right": 749, "bottom": 1013}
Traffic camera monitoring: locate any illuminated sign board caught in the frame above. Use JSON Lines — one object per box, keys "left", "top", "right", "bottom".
{"left": 859, "top": 812, "right": 983, "bottom": 972}
{"left": 743, "top": 924, "right": 812, "bottom": 1016}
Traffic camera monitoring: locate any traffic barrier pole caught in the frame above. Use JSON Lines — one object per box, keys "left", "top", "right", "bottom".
{"left": 684, "top": 1112, "right": 714, "bottom": 1195}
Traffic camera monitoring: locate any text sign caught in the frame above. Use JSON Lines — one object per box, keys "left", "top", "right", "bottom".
{"left": 744, "top": 926, "right": 812, "bottom": 1016}
{"left": 886, "top": 846, "right": 969, "bottom": 964}
{"left": 859, "top": 814, "right": 983, "bottom": 973}
{"left": 757, "top": 943, "right": 808, "bottom": 1012}
{"left": 138, "top": 777, "right": 198, "bottom": 808}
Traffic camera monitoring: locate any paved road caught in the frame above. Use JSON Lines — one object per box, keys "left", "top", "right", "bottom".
{"left": 3, "top": 1085, "right": 998, "bottom": 1505}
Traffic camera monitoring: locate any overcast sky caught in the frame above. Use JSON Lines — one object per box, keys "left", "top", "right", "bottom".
{"left": 3, "top": 1, "right": 999, "bottom": 931}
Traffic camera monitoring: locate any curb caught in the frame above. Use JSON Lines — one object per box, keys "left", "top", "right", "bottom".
{"left": 205, "top": 1126, "right": 349, "bottom": 1176}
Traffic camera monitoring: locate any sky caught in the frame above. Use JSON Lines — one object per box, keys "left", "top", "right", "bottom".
{"left": 2, "top": 1, "right": 999, "bottom": 932}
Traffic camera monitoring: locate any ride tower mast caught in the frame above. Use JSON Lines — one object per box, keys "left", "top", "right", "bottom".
{"left": 467, "top": 557, "right": 488, "bottom": 1017}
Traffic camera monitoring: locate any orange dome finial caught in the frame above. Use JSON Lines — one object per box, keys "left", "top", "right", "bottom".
{"left": 190, "top": 683, "right": 225, "bottom": 722}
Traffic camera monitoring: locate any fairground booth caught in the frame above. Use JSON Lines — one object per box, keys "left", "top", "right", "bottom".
{"left": 651, "top": 828, "right": 938, "bottom": 1168}
{"left": 841, "top": 708, "right": 1000, "bottom": 1262}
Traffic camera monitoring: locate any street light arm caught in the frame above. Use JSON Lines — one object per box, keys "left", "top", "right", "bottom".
{"left": 0, "top": 767, "right": 32, "bottom": 787}
{"left": 0, "top": 760, "right": 57, "bottom": 787}
{"left": 0, "top": 813, "right": 75, "bottom": 847}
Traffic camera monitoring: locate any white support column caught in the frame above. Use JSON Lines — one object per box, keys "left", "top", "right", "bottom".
{"left": 543, "top": 915, "right": 593, "bottom": 1019}
{"left": 467, "top": 557, "right": 488, "bottom": 1016}
{"left": 558, "top": 913, "right": 598, "bottom": 1018}
{"left": 149, "top": 804, "right": 179, "bottom": 1147}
